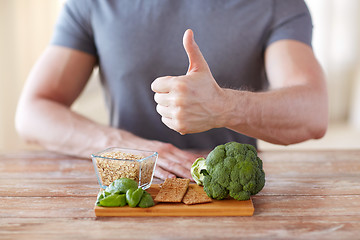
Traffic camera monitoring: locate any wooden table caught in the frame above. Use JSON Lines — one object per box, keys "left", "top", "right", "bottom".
{"left": 0, "top": 150, "right": 359, "bottom": 239}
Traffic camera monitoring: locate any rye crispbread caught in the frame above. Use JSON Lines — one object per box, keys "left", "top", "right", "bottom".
{"left": 182, "top": 184, "right": 212, "bottom": 205}
{"left": 155, "top": 178, "right": 190, "bottom": 202}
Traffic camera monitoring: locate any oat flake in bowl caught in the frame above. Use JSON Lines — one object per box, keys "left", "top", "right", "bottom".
{"left": 91, "top": 147, "right": 158, "bottom": 190}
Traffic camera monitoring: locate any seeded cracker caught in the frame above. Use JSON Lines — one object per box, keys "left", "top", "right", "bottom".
{"left": 182, "top": 184, "right": 212, "bottom": 205}
{"left": 155, "top": 178, "right": 190, "bottom": 202}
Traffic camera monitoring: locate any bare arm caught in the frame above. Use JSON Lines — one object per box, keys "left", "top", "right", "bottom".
{"left": 152, "top": 30, "right": 328, "bottom": 145}
{"left": 222, "top": 40, "right": 328, "bottom": 145}
{"left": 16, "top": 46, "right": 195, "bottom": 179}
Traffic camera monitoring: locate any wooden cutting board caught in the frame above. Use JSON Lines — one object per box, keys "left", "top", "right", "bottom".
{"left": 94, "top": 184, "right": 254, "bottom": 217}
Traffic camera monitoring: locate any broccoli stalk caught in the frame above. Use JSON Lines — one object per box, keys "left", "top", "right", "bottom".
{"left": 191, "top": 142, "right": 265, "bottom": 201}
{"left": 191, "top": 157, "right": 207, "bottom": 185}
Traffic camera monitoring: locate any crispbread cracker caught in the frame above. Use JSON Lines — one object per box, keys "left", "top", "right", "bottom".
{"left": 155, "top": 178, "right": 190, "bottom": 202}
{"left": 182, "top": 184, "right": 212, "bottom": 205}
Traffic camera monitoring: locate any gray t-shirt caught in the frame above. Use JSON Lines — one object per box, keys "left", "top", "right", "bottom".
{"left": 51, "top": 0, "right": 312, "bottom": 150}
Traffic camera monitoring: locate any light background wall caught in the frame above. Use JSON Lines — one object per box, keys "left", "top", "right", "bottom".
{"left": 1, "top": 0, "right": 360, "bottom": 152}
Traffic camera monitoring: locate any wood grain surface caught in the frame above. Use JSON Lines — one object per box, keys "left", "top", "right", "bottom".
{"left": 0, "top": 150, "right": 359, "bottom": 239}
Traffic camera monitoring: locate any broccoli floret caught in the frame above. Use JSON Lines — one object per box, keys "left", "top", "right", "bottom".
{"left": 223, "top": 156, "right": 237, "bottom": 169}
{"left": 206, "top": 145, "right": 226, "bottom": 169}
{"left": 211, "top": 165, "right": 231, "bottom": 188}
{"left": 203, "top": 175, "right": 229, "bottom": 200}
{"left": 191, "top": 141, "right": 266, "bottom": 201}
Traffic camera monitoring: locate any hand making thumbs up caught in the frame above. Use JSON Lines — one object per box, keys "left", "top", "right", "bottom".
{"left": 151, "top": 29, "right": 227, "bottom": 134}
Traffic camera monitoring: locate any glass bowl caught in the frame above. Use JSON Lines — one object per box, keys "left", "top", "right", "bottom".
{"left": 91, "top": 147, "right": 158, "bottom": 190}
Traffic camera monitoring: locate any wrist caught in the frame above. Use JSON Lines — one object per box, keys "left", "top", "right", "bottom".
{"left": 218, "top": 88, "right": 250, "bottom": 129}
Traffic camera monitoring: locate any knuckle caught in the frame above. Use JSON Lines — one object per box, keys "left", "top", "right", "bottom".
{"left": 173, "top": 107, "right": 184, "bottom": 120}
{"left": 160, "top": 76, "right": 172, "bottom": 81}
{"left": 156, "top": 104, "right": 161, "bottom": 114}
{"left": 150, "top": 82, "right": 156, "bottom": 91}
{"left": 161, "top": 116, "right": 168, "bottom": 125}
{"left": 154, "top": 168, "right": 166, "bottom": 180}
{"left": 174, "top": 119, "right": 187, "bottom": 133}
{"left": 162, "top": 143, "right": 174, "bottom": 151}
{"left": 154, "top": 93, "right": 160, "bottom": 103}
{"left": 173, "top": 80, "right": 187, "bottom": 93}
{"left": 152, "top": 78, "right": 161, "bottom": 87}
{"left": 174, "top": 97, "right": 184, "bottom": 107}
{"left": 166, "top": 161, "right": 176, "bottom": 168}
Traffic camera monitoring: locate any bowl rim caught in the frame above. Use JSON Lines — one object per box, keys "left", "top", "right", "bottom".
{"left": 90, "top": 147, "right": 158, "bottom": 162}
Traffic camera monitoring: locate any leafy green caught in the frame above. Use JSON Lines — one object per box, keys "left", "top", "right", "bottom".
{"left": 105, "top": 178, "right": 138, "bottom": 194}
{"left": 99, "top": 193, "right": 127, "bottom": 207}
{"left": 138, "top": 192, "right": 155, "bottom": 208}
{"left": 126, "top": 188, "right": 144, "bottom": 207}
{"left": 96, "top": 178, "right": 154, "bottom": 208}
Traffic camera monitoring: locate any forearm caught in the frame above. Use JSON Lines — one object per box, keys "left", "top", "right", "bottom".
{"left": 16, "top": 97, "right": 197, "bottom": 179}
{"left": 15, "top": 46, "right": 197, "bottom": 179}
{"left": 221, "top": 84, "right": 328, "bottom": 145}
{"left": 15, "top": 98, "right": 151, "bottom": 158}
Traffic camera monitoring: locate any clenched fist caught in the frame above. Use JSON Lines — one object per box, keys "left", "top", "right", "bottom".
{"left": 151, "top": 29, "right": 227, "bottom": 134}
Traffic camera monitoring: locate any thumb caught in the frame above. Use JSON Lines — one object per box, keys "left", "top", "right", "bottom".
{"left": 183, "top": 29, "right": 209, "bottom": 74}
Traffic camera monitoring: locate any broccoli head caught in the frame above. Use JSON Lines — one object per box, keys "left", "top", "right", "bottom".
{"left": 191, "top": 142, "right": 265, "bottom": 201}
{"left": 203, "top": 173, "right": 229, "bottom": 200}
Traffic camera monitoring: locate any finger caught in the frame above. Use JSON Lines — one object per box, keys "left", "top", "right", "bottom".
{"left": 177, "top": 156, "right": 193, "bottom": 169}
{"left": 154, "top": 93, "right": 170, "bottom": 106}
{"left": 156, "top": 105, "right": 173, "bottom": 119}
{"left": 161, "top": 117, "right": 187, "bottom": 135}
{"left": 161, "top": 116, "right": 180, "bottom": 133}
{"left": 183, "top": 29, "right": 209, "bottom": 74}
{"left": 156, "top": 157, "right": 192, "bottom": 179}
{"left": 171, "top": 148, "right": 197, "bottom": 169}
{"left": 151, "top": 76, "right": 174, "bottom": 93}
{"left": 154, "top": 166, "right": 176, "bottom": 180}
